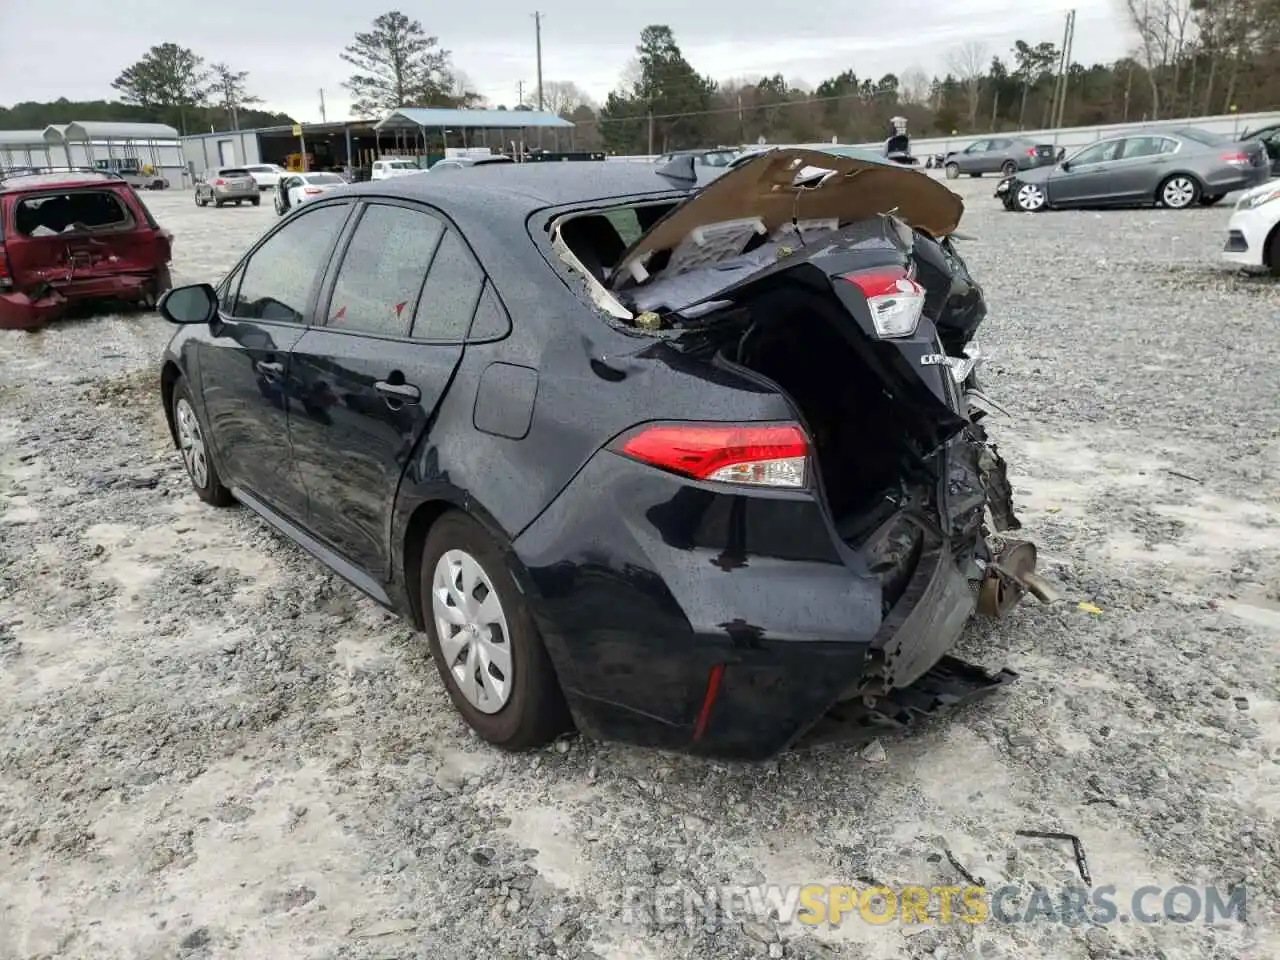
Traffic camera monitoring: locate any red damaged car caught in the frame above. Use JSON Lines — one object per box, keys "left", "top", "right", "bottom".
{"left": 0, "top": 169, "right": 173, "bottom": 330}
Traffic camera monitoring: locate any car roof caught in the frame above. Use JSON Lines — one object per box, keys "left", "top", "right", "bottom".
{"left": 0, "top": 171, "right": 125, "bottom": 194}
{"left": 346, "top": 161, "right": 685, "bottom": 214}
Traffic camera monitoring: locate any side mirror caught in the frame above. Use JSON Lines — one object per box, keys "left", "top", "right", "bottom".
{"left": 1060, "top": 160, "right": 1072, "bottom": 172}
{"left": 158, "top": 283, "right": 218, "bottom": 325}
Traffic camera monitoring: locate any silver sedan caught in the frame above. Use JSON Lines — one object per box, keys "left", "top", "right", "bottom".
{"left": 995, "top": 127, "right": 1271, "bottom": 212}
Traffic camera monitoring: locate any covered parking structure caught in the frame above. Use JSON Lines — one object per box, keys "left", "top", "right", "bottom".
{"left": 374, "top": 107, "right": 576, "bottom": 162}
{"left": 2, "top": 121, "right": 183, "bottom": 181}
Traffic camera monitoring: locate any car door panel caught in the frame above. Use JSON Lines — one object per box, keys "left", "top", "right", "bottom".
{"left": 1108, "top": 137, "right": 1172, "bottom": 200}
{"left": 288, "top": 200, "right": 477, "bottom": 580}
{"left": 196, "top": 201, "right": 352, "bottom": 523}
{"left": 1050, "top": 140, "right": 1122, "bottom": 206}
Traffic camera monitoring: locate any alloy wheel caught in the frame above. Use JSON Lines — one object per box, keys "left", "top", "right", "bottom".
{"left": 945, "top": 163, "right": 960, "bottom": 180}
{"left": 1162, "top": 176, "right": 1196, "bottom": 209}
{"left": 1016, "top": 183, "right": 1047, "bottom": 211}
{"left": 175, "top": 398, "right": 209, "bottom": 489}
{"left": 432, "top": 549, "right": 513, "bottom": 714}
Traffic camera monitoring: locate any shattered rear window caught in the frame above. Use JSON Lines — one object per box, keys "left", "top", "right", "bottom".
{"left": 15, "top": 191, "right": 133, "bottom": 237}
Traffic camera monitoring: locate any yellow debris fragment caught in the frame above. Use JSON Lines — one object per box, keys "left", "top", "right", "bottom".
{"left": 1077, "top": 602, "right": 1103, "bottom": 615}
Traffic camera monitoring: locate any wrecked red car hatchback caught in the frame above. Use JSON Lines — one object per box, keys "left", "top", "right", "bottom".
{"left": 0, "top": 169, "right": 173, "bottom": 330}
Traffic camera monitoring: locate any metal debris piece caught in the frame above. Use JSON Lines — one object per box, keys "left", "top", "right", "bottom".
{"left": 1014, "top": 830, "right": 1092, "bottom": 885}
{"left": 977, "top": 539, "right": 1038, "bottom": 617}
{"left": 943, "top": 846, "right": 985, "bottom": 886}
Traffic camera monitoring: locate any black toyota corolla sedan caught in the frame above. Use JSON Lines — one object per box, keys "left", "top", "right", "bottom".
{"left": 156, "top": 149, "right": 1034, "bottom": 761}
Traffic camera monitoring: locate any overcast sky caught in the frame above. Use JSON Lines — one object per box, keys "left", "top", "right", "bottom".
{"left": 1, "top": 0, "right": 1134, "bottom": 123}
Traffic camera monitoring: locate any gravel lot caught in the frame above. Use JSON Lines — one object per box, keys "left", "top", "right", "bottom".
{"left": 1, "top": 176, "right": 1278, "bottom": 960}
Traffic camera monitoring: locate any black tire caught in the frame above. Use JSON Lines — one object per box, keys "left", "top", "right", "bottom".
{"left": 420, "top": 510, "right": 569, "bottom": 750}
{"left": 1001, "top": 160, "right": 1017, "bottom": 176}
{"left": 251, "top": 196, "right": 261, "bottom": 207}
{"left": 171, "top": 379, "right": 234, "bottom": 507}
{"left": 1266, "top": 226, "right": 1280, "bottom": 278}
{"left": 1198, "top": 194, "right": 1224, "bottom": 207}
{"left": 944, "top": 162, "right": 960, "bottom": 180}
{"left": 1158, "top": 174, "right": 1201, "bottom": 209}
{"left": 214, "top": 198, "right": 225, "bottom": 208}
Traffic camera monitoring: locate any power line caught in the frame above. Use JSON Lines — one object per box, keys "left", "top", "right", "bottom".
{"left": 581, "top": 87, "right": 914, "bottom": 125}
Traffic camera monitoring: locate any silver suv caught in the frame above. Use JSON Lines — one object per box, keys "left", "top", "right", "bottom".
{"left": 194, "top": 167, "right": 260, "bottom": 207}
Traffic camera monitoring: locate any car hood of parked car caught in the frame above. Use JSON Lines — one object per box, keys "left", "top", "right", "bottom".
{"left": 611, "top": 147, "right": 965, "bottom": 283}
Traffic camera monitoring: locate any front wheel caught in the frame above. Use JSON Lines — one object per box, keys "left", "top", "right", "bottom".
{"left": 251, "top": 196, "right": 261, "bottom": 207}
{"left": 944, "top": 162, "right": 960, "bottom": 180}
{"left": 1159, "top": 175, "right": 1200, "bottom": 209}
{"left": 1013, "top": 182, "right": 1048, "bottom": 212}
{"left": 172, "top": 379, "right": 234, "bottom": 507}
{"left": 421, "top": 511, "right": 570, "bottom": 750}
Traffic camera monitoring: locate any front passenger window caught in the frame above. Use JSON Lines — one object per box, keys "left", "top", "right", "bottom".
{"left": 230, "top": 203, "right": 348, "bottom": 323}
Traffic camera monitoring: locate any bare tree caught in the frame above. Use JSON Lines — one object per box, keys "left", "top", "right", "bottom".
{"left": 618, "top": 57, "right": 643, "bottom": 94}
{"left": 450, "top": 69, "right": 485, "bottom": 107}
{"left": 1121, "top": 0, "right": 1199, "bottom": 118}
{"left": 948, "top": 41, "right": 988, "bottom": 127}
{"left": 899, "top": 66, "right": 932, "bottom": 105}
{"left": 541, "top": 80, "right": 595, "bottom": 116}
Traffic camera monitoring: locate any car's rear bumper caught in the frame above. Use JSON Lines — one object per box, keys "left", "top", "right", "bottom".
{"left": 511, "top": 443, "right": 987, "bottom": 761}
{"left": 1205, "top": 165, "right": 1272, "bottom": 195}
{"left": 1221, "top": 204, "right": 1274, "bottom": 268}
{"left": 0, "top": 272, "right": 165, "bottom": 329}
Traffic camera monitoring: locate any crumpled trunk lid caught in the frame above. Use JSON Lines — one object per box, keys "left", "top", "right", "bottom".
{"left": 609, "top": 147, "right": 965, "bottom": 288}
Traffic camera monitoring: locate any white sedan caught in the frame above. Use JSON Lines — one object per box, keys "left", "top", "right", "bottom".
{"left": 244, "top": 163, "right": 288, "bottom": 190}
{"left": 274, "top": 172, "right": 348, "bottom": 216}
{"left": 1222, "top": 179, "right": 1280, "bottom": 275}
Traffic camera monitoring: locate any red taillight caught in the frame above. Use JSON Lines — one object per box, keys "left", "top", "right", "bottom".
{"left": 617, "top": 422, "right": 809, "bottom": 488}
{"left": 692, "top": 663, "right": 726, "bottom": 741}
{"left": 213, "top": 178, "right": 226, "bottom": 186}
{"left": 1221, "top": 152, "right": 1250, "bottom": 166}
{"left": 1027, "top": 147, "right": 1037, "bottom": 157}
{"left": 840, "top": 266, "right": 926, "bottom": 338}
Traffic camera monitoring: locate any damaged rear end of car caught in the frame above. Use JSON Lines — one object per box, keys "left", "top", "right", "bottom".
{"left": 0, "top": 171, "right": 173, "bottom": 330}
{"left": 525, "top": 149, "right": 1040, "bottom": 760}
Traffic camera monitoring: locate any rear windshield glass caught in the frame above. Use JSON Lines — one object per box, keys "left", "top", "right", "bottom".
{"left": 219, "top": 168, "right": 252, "bottom": 177}
{"left": 15, "top": 190, "right": 132, "bottom": 236}
{"left": 1173, "top": 127, "right": 1225, "bottom": 146}
{"left": 388, "top": 161, "right": 417, "bottom": 169}
{"left": 305, "top": 173, "right": 344, "bottom": 184}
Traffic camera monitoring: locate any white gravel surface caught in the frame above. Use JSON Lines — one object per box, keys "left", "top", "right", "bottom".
{"left": 1, "top": 179, "right": 1278, "bottom": 960}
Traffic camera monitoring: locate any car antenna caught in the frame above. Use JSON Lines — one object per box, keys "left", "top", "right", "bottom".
{"left": 655, "top": 154, "right": 698, "bottom": 187}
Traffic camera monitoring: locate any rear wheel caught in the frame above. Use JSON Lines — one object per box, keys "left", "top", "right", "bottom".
{"left": 251, "top": 197, "right": 260, "bottom": 207}
{"left": 420, "top": 511, "right": 569, "bottom": 750}
{"left": 945, "top": 162, "right": 960, "bottom": 180}
{"left": 1159, "top": 174, "right": 1200, "bottom": 209}
{"left": 214, "top": 198, "right": 225, "bottom": 208}
{"left": 1001, "top": 160, "right": 1017, "bottom": 176}
{"left": 172, "top": 379, "right": 234, "bottom": 507}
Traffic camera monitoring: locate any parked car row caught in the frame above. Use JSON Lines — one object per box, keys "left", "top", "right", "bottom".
{"left": 993, "top": 126, "right": 1272, "bottom": 212}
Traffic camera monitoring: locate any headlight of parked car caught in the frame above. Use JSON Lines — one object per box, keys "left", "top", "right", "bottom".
{"left": 1237, "top": 186, "right": 1280, "bottom": 210}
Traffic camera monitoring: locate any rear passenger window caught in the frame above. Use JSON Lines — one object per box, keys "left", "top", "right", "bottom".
{"left": 412, "top": 229, "right": 484, "bottom": 341}
{"left": 327, "top": 204, "right": 444, "bottom": 337}
{"left": 469, "top": 282, "right": 511, "bottom": 340}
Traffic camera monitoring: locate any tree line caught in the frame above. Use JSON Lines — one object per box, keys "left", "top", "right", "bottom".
{"left": 3, "top": 2, "right": 1275, "bottom": 152}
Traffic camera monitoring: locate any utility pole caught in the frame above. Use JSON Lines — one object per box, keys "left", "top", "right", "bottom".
{"left": 1049, "top": 10, "right": 1071, "bottom": 128}
{"left": 517, "top": 80, "right": 525, "bottom": 107}
{"left": 1054, "top": 9, "right": 1076, "bottom": 128}
{"left": 533, "top": 12, "right": 545, "bottom": 111}
{"left": 319, "top": 89, "right": 327, "bottom": 123}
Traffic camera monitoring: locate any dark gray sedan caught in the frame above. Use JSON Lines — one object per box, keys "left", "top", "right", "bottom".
{"left": 995, "top": 127, "right": 1271, "bottom": 212}
{"left": 943, "top": 137, "right": 1057, "bottom": 179}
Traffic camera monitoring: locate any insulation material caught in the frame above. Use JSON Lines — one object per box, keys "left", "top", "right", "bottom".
{"left": 664, "top": 217, "right": 767, "bottom": 276}
{"left": 770, "top": 217, "right": 839, "bottom": 243}
{"left": 626, "top": 240, "right": 788, "bottom": 315}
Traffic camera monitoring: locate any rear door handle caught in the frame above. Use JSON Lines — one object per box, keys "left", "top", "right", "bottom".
{"left": 374, "top": 380, "right": 421, "bottom": 404}
{"left": 256, "top": 360, "right": 284, "bottom": 376}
